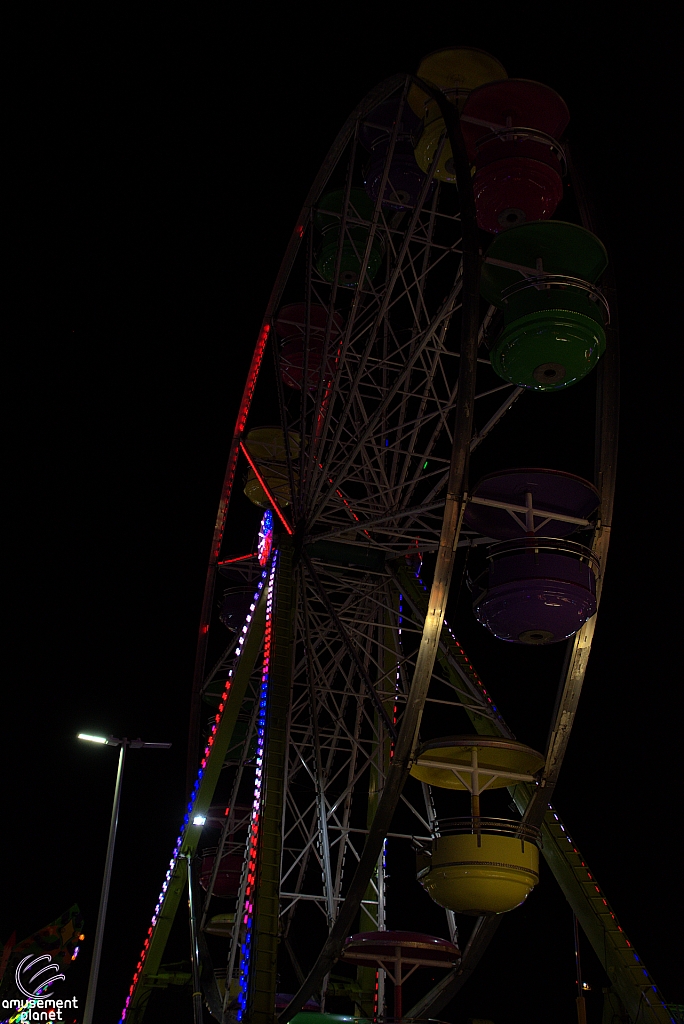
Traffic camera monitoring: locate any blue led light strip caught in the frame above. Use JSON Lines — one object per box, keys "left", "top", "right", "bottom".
{"left": 236, "top": 551, "right": 277, "bottom": 1019}
{"left": 119, "top": 566, "right": 270, "bottom": 1021}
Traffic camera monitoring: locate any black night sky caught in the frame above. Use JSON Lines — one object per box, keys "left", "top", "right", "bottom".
{"left": 4, "top": 10, "right": 680, "bottom": 1024}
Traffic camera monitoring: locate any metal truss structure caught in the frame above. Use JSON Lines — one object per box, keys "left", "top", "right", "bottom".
{"left": 119, "top": 71, "right": 675, "bottom": 1024}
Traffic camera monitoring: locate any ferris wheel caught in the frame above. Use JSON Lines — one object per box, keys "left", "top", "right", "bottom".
{"left": 119, "top": 48, "right": 675, "bottom": 1024}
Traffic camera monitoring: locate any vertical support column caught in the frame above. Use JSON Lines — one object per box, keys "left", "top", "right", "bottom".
{"left": 356, "top": 837, "right": 388, "bottom": 1017}
{"left": 302, "top": 584, "right": 336, "bottom": 929}
{"left": 394, "top": 948, "right": 403, "bottom": 1021}
{"left": 355, "top": 592, "right": 397, "bottom": 1017}
{"left": 470, "top": 748, "right": 481, "bottom": 840}
{"left": 574, "top": 913, "right": 588, "bottom": 1024}
{"left": 250, "top": 539, "right": 296, "bottom": 1024}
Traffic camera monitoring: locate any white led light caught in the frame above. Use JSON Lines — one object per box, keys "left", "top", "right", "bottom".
{"left": 193, "top": 815, "right": 207, "bottom": 826}
{"left": 78, "top": 733, "right": 108, "bottom": 744}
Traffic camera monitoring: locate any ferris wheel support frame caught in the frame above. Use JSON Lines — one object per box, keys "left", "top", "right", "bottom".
{"left": 279, "top": 72, "right": 482, "bottom": 1024}
{"left": 131, "top": 64, "right": 648, "bottom": 1024}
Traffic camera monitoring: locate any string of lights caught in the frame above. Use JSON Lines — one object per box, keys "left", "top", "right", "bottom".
{"left": 414, "top": 568, "right": 509, "bottom": 732}
{"left": 210, "top": 324, "right": 270, "bottom": 563}
{"left": 411, "top": 569, "right": 671, "bottom": 1024}
{"left": 236, "top": 551, "right": 278, "bottom": 1019}
{"left": 118, "top": 565, "right": 270, "bottom": 1020}
{"left": 413, "top": 571, "right": 672, "bottom": 1021}
{"left": 542, "top": 803, "right": 674, "bottom": 1021}
{"left": 115, "top": 555, "right": 672, "bottom": 1021}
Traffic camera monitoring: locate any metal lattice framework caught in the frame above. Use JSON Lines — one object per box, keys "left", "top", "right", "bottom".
{"left": 220, "top": 77, "right": 489, "bottom": 1016}
{"left": 119, "top": 70, "right": 675, "bottom": 1024}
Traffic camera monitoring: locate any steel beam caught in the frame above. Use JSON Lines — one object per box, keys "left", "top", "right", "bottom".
{"left": 279, "top": 73, "right": 481, "bottom": 1023}
{"left": 250, "top": 542, "right": 297, "bottom": 1024}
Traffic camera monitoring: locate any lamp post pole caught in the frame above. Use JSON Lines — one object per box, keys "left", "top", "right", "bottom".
{"left": 83, "top": 740, "right": 126, "bottom": 1024}
{"left": 78, "top": 733, "right": 171, "bottom": 1024}
{"left": 185, "top": 854, "right": 204, "bottom": 1024}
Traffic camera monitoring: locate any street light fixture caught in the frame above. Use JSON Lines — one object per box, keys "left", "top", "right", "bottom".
{"left": 78, "top": 733, "right": 171, "bottom": 1024}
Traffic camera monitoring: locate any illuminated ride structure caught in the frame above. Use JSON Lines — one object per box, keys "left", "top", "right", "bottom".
{"left": 119, "top": 49, "right": 675, "bottom": 1024}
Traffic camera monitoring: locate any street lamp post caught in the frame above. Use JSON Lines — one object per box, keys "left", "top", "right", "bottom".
{"left": 78, "top": 733, "right": 171, "bottom": 1024}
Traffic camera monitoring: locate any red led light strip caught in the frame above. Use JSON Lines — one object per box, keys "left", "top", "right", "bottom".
{"left": 211, "top": 323, "right": 270, "bottom": 562}
{"left": 239, "top": 441, "right": 294, "bottom": 536}
{"left": 119, "top": 571, "right": 268, "bottom": 1020}
{"left": 237, "top": 553, "right": 277, "bottom": 1018}
{"left": 318, "top": 462, "right": 371, "bottom": 540}
{"left": 190, "top": 324, "right": 270, "bottom": 717}
{"left": 545, "top": 802, "right": 672, "bottom": 1012}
